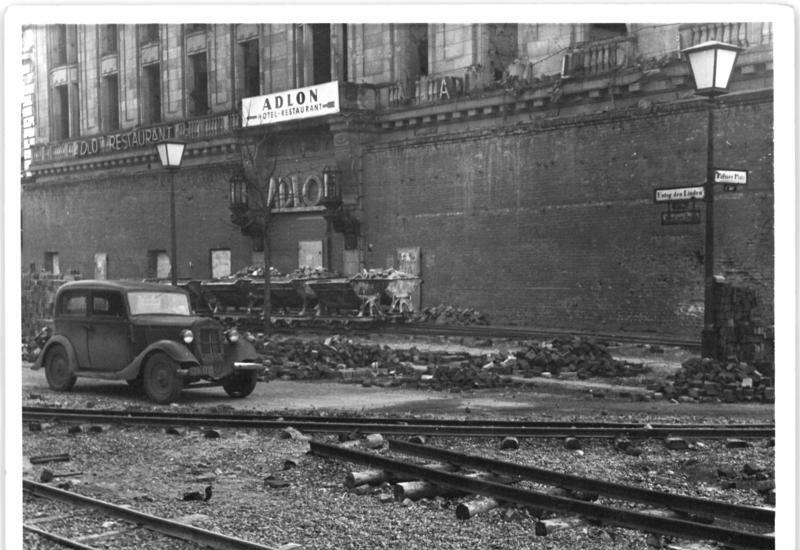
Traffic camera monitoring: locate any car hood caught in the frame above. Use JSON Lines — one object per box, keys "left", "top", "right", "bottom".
{"left": 130, "top": 314, "right": 213, "bottom": 328}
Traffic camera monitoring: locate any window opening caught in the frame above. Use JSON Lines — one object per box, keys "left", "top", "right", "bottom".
{"left": 49, "top": 25, "right": 67, "bottom": 66}
{"left": 241, "top": 39, "right": 260, "bottom": 97}
{"left": 52, "top": 85, "right": 70, "bottom": 140}
{"left": 188, "top": 52, "right": 208, "bottom": 115}
{"left": 44, "top": 251, "right": 60, "bottom": 275}
{"left": 101, "top": 74, "right": 119, "bottom": 131}
{"left": 311, "top": 24, "right": 331, "bottom": 84}
{"left": 142, "top": 63, "right": 161, "bottom": 124}
{"left": 139, "top": 24, "right": 159, "bottom": 46}
{"left": 588, "top": 24, "right": 628, "bottom": 41}
{"left": 410, "top": 24, "right": 429, "bottom": 77}
{"left": 100, "top": 24, "right": 117, "bottom": 55}
{"left": 147, "top": 249, "right": 170, "bottom": 280}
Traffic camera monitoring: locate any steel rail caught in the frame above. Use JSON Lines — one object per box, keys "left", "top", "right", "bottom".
{"left": 22, "top": 407, "right": 775, "bottom": 431}
{"left": 23, "top": 480, "right": 280, "bottom": 550}
{"left": 269, "top": 317, "right": 700, "bottom": 349}
{"left": 353, "top": 322, "right": 700, "bottom": 349}
{"left": 23, "top": 523, "right": 99, "bottom": 550}
{"left": 388, "top": 439, "right": 774, "bottom": 525}
{"left": 310, "top": 441, "right": 774, "bottom": 550}
{"left": 22, "top": 410, "right": 774, "bottom": 438}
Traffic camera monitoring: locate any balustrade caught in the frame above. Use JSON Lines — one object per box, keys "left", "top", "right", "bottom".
{"left": 562, "top": 35, "right": 636, "bottom": 77}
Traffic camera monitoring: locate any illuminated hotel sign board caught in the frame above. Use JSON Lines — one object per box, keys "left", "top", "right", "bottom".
{"left": 241, "top": 81, "right": 340, "bottom": 127}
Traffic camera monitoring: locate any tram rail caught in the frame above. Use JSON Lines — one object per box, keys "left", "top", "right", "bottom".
{"left": 22, "top": 407, "right": 775, "bottom": 439}
{"left": 310, "top": 440, "right": 775, "bottom": 550}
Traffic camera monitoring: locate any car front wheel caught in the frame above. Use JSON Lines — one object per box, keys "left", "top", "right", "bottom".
{"left": 142, "top": 352, "right": 183, "bottom": 404}
{"left": 44, "top": 344, "right": 76, "bottom": 391}
{"left": 222, "top": 370, "right": 258, "bottom": 398}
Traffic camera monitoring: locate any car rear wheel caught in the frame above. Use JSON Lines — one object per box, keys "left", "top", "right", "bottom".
{"left": 143, "top": 352, "right": 183, "bottom": 404}
{"left": 222, "top": 371, "right": 258, "bottom": 398}
{"left": 44, "top": 345, "right": 76, "bottom": 391}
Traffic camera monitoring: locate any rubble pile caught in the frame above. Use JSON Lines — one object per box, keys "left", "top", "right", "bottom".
{"left": 250, "top": 334, "right": 650, "bottom": 390}
{"left": 652, "top": 357, "right": 775, "bottom": 403}
{"left": 350, "top": 268, "right": 416, "bottom": 280}
{"left": 711, "top": 281, "right": 773, "bottom": 363}
{"left": 512, "top": 338, "right": 649, "bottom": 379}
{"left": 288, "top": 266, "right": 339, "bottom": 279}
{"left": 225, "top": 265, "right": 284, "bottom": 279}
{"left": 412, "top": 304, "right": 490, "bottom": 326}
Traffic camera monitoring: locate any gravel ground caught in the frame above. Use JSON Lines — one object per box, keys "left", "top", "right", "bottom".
{"left": 19, "top": 336, "right": 775, "bottom": 549}
{"left": 21, "top": 401, "right": 774, "bottom": 550}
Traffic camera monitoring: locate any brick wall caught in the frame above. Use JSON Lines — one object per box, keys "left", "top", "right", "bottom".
{"left": 362, "top": 97, "right": 774, "bottom": 338}
{"left": 22, "top": 163, "right": 250, "bottom": 280}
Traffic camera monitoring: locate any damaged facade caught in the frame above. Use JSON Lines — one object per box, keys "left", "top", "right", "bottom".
{"left": 21, "top": 23, "right": 774, "bottom": 337}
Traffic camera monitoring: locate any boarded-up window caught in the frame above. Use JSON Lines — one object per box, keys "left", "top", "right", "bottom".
{"left": 298, "top": 240, "right": 323, "bottom": 269}
{"left": 147, "top": 249, "right": 170, "bottom": 280}
{"left": 210, "top": 249, "right": 231, "bottom": 279}
{"left": 94, "top": 253, "right": 108, "bottom": 280}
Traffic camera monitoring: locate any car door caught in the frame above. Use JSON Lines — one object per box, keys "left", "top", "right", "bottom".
{"left": 55, "top": 289, "right": 90, "bottom": 369}
{"left": 87, "top": 290, "right": 133, "bottom": 371}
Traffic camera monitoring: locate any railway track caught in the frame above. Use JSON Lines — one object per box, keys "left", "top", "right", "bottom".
{"left": 311, "top": 440, "right": 775, "bottom": 550}
{"left": 22, "top": 407, "right": 775, "bottom": 439}
{"left": 23, "top": 480, "right": 284, "bottom": 550}
{"left": 226, "top": 312, "right": 700, "bottom": 349}
{"left": 371, "top": 322, "right": 700, "bottom": 350}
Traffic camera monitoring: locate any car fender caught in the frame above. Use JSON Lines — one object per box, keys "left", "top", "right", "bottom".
{"left": 116, "top": 339, "right": 200, "bottom": 380}
{"left": 33, "top": 335, "right": 79, "bottom": 372}
{"left": 224, "top": 338, "right": 260, "bottom": 364}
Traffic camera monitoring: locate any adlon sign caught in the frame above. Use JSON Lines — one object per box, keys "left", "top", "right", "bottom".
{"left": 241, "top": 81, "right": 340, "bottom": 127}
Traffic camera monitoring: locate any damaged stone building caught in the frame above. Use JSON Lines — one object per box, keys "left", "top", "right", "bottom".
{"left": 21, "top": 23, "right": 774, "bottom": 337}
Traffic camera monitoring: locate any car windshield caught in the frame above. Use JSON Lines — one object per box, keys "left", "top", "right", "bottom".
{"left": 127, "top": 291, "right": 191, "bottom": 315}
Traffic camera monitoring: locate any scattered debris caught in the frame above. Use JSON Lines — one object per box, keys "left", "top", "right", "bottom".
{"left": 29, "top": 454, "right": 70, "bottom": 465}
{"left": 182, "top": 485, "right": 213, "bottom": 501}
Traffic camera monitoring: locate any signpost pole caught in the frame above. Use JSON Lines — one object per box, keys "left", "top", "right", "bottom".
{"left": 702, "top": 98, "right": 716, "bottom": 358}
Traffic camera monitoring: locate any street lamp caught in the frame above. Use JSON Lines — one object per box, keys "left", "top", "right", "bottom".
{"left": 155, "top": 140, "right": 186, "bottom": 285}
{"left": 681, "top": 40, "right": 742, "bottom": 358}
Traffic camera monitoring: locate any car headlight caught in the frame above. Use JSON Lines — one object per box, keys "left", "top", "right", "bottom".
{"left": 227, "top": 329, "right": 240, "bottom": 343}
{"left": 181, "top": 329, "right": 194, "bottom": 344}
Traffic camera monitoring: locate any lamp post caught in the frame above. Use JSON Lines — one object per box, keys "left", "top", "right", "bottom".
{"left": 155, "top": 140, "right": 186, "bottom": 286}
{"left": 681, "top": 40, "right": 742, "bottom": 358}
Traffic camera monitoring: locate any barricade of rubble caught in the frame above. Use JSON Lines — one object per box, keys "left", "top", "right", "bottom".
{"left": 411, "top": 304, "right": 490, "bottom": 326}
{"left": 511, "top": 337, "right": 649, "bottom": 379}
{"left": 649, "top": 357, "right": 775, "bottom": 403}
{"left": 252, "top": 335, "right": 648, "bottom": 391}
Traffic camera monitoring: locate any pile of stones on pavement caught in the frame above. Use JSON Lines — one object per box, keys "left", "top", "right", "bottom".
{"left": 647, "top": 356, "right": 775, "bottom": 404}
{"left": 254, "top": 335, "right": 648, "bottom": 390}
{"left": 253, "top": 335, "right": 774, "bottom": 403}
{"left": 411, "top": 304, "right": 490, "bottom": 325}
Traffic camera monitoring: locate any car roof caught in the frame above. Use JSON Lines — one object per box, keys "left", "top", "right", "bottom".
{"left": 56, "top": 279, "right": 189, "bottom": 294}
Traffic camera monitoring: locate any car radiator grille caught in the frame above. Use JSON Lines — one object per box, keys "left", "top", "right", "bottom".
{"left": 197, "top": 329, "right": 223, "bottom": 362}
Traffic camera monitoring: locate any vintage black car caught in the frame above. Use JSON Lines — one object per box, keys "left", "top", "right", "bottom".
{"left": 34, "top": 280, "right": 265, "bottom": 404}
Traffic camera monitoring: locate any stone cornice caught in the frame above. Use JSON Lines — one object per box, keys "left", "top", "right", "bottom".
{"left": 365, "top": 88, "right": 773, "bottom": 153}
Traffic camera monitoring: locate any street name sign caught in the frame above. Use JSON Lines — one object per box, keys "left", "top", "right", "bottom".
{"left": 654, "top": 186, "right": 705, "bottom": 203}
{"left": 714, "top": 169, "right": 747, "bottom": 185}
{"left": 661, "top": 210, "right": 701, "bottom": 225}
